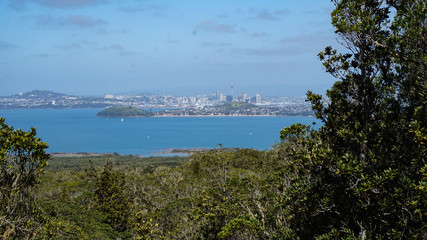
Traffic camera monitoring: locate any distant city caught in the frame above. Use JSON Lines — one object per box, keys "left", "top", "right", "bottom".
{"left": 0, "top": 87, "right": 313, "bottom": 116}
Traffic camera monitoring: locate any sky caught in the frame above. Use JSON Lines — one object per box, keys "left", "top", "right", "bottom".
{"left": 0, "top": 0, "right": 340, "bottom": 97}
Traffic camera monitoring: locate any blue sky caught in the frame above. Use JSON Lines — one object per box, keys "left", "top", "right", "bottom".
{"left": 0, "top": 0, "right": 339, "bottom": 96}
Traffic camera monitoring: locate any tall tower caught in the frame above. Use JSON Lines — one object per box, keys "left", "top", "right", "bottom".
{"left": 230, "top": 82, "right": 234, "bottom": 97}
{"left": 255, "top": 94, "right": 261, "bottom": 104}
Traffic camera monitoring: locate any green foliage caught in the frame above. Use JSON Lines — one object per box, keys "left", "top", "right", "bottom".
{"left": 94, "top": 161, "right": 130, "bottom": 232}
{"left": 37, "top": 199, "right": 116, "bottom": 239}
{"left": 217, "top": 215, "right": 263, "bottom": 240}
{"left": 97, "top": 106, "right": 154, "bottom": 117}
{"left": 220, "top": 102, "right": 256, "bottom": 110}
{"left": 280, "top": 123, "right": 312, "bottom": 142}
{"left": 279, "top": 0, "right": 426, "bottom": 238}
{"left": 35, "top": 167, "right": 131, "bottom": 239}
{"left": 32, "top": 148, "right": 284, "bottom": 239}
{"left": 48, "top": 154, "right": 187, "bottom": 171}
{"left": 0, "top": 118, "right": 50, "bottom": 238}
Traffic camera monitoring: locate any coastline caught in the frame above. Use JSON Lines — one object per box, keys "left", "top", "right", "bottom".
{"left": 50, "top": 152, "right": 113, "bottom": 158}
{"left": 154, "top": 147, "right": 209, "bottom": 155}
{"left": 94, "top": 114, "right": 314, "bottom": 118}
{"left": 49, "top": 148, "right": 209, "bottom": 158}
{"left": 153, "top": 114, "right": 274, "bottom": 117}
{"left": 153, "top": 114, "right": 314, "bottom": 118}
{"left": 49, "top": 147, "right": 241, "bottom": 158}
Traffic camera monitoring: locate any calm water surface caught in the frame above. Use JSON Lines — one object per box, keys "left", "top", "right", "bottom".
{"left": 0, "top": 109, "right": 319, "bottom": 156}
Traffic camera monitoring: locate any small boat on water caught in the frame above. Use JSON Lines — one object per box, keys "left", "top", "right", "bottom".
{"left": 121, "top": 118, "right": 124, "bottom": 122}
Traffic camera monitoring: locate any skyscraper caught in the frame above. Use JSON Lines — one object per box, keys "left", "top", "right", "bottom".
{"left": 255, "top": 94, "right": 261, "bottom": 104}
{"left": 242, "top": 92, "right": 248, "bottom": 102}
{"left": 216, "top": 91, "right": 221, "bottom": 101}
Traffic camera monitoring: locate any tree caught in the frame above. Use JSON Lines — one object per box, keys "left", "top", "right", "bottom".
{"left": 0, "top": 118, "right": 50, "bottom": 238}
{"left": 280, "top": 0, "right": 426, "bottom": 238}
{"left": 94, "top": 161, "right": 130, "bottom": 232}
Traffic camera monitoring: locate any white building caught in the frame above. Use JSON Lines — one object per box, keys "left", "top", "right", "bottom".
{"left": 242, "top": 92, "right": 248, "bottom": 102}
{"left": 255, "top": 94, "right": 261, "bottom": 104}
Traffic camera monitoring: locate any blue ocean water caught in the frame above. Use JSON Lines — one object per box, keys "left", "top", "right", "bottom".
{"left": 0, "top": 109, "right": 319, "bottom": 156}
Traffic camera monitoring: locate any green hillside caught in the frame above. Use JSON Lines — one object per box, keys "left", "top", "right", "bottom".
{"left": 97, "top": 106, "right": 154, "bottom": 117}
{"left": 219, "top": 102, "right": 256, "bottom": 110}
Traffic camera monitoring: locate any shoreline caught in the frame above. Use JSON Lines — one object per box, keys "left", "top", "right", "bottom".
{"left": 49, "top": 147, "right": 242, "bottom": 158}
{"left": 50, "top": 152, "right": 113, "bottom": 158}
{"left": 153, "top": 147, "right": 209, "bottom": 155}
{"left": 109, "top": 114, "right": 314, "bottom": 118}
{"left": 154, "top": 114, "right": 275, "bottom": 117}
{"left": 49, "top": 148, "right": 211, "bottom": 158}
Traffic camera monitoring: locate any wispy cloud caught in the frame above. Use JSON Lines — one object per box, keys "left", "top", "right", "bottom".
{"left": 0, "top": 41, "right": 18, "bottom": 51}
{"left": 249, "top": 32, "right": 267, "bottom": 38}
{"left": 193, "top": 21, "right": 237, "bottom": 35}
{"left": 201, "top": 42, "right": 231, "bottom": 47}
{"left": 232, "top": 32, "right": 333, "bottom": 57}
{"left": 64, "top": 15, "right": 106, "bottom": 28}
{"left": 250, "top": 9, "right": 290, "bottom": 21}
{"left": 100, "top": 44, "right": 135, "bottom": 56}
{"left": 166, "top": 40, "right": 180, "bottom": 44}
{"left": 58, "top": 43, "right": 81, "bottom": 50}
{"left": 281, "top": 32, "right": 332, "bottom": 45}
{"left": 232, "top": 47, "right": 289, "bottom": 56}
{"left": 305, "top": 7, "right": 333, "bottom": 15}
{"left": 121, "top": 3, "right": 169, "bottom": 13}
{"left": 9, "top": 0, "right": 106, "bottom": 10}
{"left": 36, "top": 14, "right": 107, "bottom": 29}
{"left": 32, "top": 53, "right": 50, "bottom": 58}
{"left": 231, "top": 46, "right": 312, "bottom": 57}
{"left": 102, "top": 44, "right": 124, "bottom": 51}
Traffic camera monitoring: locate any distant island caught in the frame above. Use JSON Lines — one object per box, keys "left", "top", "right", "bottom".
{"left": 97, "top": 106, "right": 154, "bottom": 117}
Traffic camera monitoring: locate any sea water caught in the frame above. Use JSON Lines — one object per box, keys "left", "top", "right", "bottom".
{"left": 0, "top": 109, "right": 319, "bottom": 156}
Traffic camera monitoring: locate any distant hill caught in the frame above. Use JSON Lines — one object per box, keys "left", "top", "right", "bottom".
{"left": 16, "top": 90, "right": 74, "bottom": 99}
{"left": 97, "top": 106, "right": 154, "bottom": 117}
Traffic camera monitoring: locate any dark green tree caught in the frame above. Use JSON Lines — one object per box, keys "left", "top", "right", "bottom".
{"left": 94, "top": 161, "right": 130, "bottom": 232}
{"left": 280, "top": 0, "right": 426, "bottom": 238}
{"left": 0, "top": 118, "right": 50, "bottom": 238}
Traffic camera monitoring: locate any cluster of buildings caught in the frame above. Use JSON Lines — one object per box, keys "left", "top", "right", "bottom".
{"left": 102, "top": 84, "right": 262, "bottom": 108}
{"left": 213, "top": 84, "right": 261, "bottom": 104}
{"left": 214, "top": 91, "right": 261, "bottom": 104}
{"left": 0, "top": 89, "right": 312, "bottom": 116}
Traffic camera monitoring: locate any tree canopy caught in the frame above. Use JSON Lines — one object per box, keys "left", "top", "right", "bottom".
{"left": 280, "top": 0, "right": 426, "bottom": 238}
{"left": 0, "top": 118, "right": 50, "bottom": 238}
{"left": 97, "top": 106, "right": 154, "bottom": 117}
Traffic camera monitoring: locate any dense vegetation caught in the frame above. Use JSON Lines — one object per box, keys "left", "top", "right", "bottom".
{"left": 1, "top": 0, "right": 425, "bottom": 239}
{"left": 97, "top": 106, "right": 154, "bottom": 117}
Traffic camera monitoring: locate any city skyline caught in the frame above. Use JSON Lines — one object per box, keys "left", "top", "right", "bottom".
{"left": 3, "top": 86, "right": 262, "bottom": 101}
{"left": 0, "top": 0, "right": 339, "bottom": 97}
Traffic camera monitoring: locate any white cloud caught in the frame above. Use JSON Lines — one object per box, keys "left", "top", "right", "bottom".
{"left": 36, "top": 14, "right": 107, "bottom": 29}
{"left": 193, "top": 21, "right": 237, "bottom": 35}
{"left": 10, "top": 0, "right": 106, "bottom": 10}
